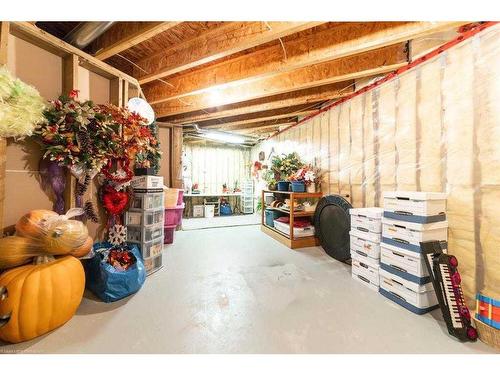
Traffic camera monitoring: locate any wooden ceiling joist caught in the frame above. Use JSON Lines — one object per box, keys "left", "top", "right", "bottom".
{"left": 143, "top": 21, "right": 465, "bottom": 106}
{"left": 159, "top": 83, "right": 353, "bottom": 124}
{"left": 205, "top": 118, "right": 298, "bottom": 131}
{"left": 153, "top": 43, "right": 408, "bottom": 118}
{"left": 194, "top": 104, "right": 321, "bottom": 128}
{"left": 136, "top": 21, "right": 324, "bottom": 84}
{"left": 94, "top": 22, "right": 181, "bottom": 60}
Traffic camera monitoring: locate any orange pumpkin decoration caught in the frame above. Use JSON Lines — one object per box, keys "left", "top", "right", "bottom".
{"left": 0, "top": 255, "right": 85, "bottom": 343}
{"left": 44, "top": 219, "right": 89, "bottom": 255}
{"left": 69, "top": 236, "right": 93, "bottom": 258}
{"left": 15, "top": 209, "right": 58, "bottom": 239}
{"left": 0, "top": 236, "right": 45, "bottom": 270}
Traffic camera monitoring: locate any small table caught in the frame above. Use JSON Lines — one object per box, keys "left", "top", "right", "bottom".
{"left": 184, "top": 192, "right": 243, "bottom": 217}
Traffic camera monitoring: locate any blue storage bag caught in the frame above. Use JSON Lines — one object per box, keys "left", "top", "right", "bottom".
{"left": 84, "top": 242, "right": 146, "bottom": 303}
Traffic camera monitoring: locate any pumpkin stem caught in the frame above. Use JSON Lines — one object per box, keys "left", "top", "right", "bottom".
{"left": 33, "top": 255, "right": 56, "bottom": 265}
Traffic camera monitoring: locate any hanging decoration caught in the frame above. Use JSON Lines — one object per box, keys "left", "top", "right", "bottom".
{"left": 107, "top": 224, "right": 127, "bottom": 247}
{"left": 0, "top": 66, "right": 46, "bottom": 138}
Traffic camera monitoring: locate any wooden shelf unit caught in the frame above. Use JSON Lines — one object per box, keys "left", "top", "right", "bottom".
{"left": 260, "top": 189, "right": 322, "bottom": 249}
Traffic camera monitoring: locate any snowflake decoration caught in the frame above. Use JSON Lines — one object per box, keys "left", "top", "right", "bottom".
{"left": 108, "top": 224, "right": 127, "bottom": 246}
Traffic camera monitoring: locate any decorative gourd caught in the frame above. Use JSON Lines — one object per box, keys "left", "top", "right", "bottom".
{"left": 69, "top": 236, "right": 93, "bottom": 258}
{"left": 15, "top": 209, "right": 58, "bottom": 239}
{"left": 0, "top": 236, "right": 44, "bottom": 270}
{"left": 0, "top": 255, "right": 85, "bottom": 343}
{"left": 44, "top": 219, "right": 89, "bottom": 255}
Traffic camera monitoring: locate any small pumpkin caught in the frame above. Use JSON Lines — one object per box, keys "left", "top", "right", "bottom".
{"left": 15, "top": 209, "right": 58, "bottom": 239}
{"left": 0, "top": 236, "right": 44, "bottom": 270}
{"left": 0, "top": 255, "right": 85, "bottom": 343}
{"left": 44, "top": 219, "right": 89, "bottom": 255}
{"left": 69, "top": 236, "right": 93, "bottom": 258}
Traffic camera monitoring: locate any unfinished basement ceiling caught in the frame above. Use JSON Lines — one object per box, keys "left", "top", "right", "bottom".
{"left": 35, "top": 21, "right": 465, "bottom": 141}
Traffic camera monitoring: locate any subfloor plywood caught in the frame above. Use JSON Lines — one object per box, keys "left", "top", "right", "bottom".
{"left": 1, "top": 226, "right": 495, "bottom": 354}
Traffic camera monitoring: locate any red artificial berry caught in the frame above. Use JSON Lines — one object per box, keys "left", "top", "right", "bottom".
{"left": 448, "top": 256, "right": 458, "bottom": 268}
{"left": 452, "top": 272, "right": 462, "bottom": 286}
{"left": 466, "top": 327, "right": 478, "bottom": 341}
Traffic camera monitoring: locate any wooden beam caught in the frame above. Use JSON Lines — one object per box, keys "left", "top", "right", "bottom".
{"left": 143, "top": 21, "right": 465, "bottom": 104}
{"left": 0, "top": 22, "right": 9, "bottom": 235}
{"left": 137, "top": 21, "right": 324, "bottom": 84}
{"left": 94, "top": 22, "right": 181, "bottom": 60}
{"left": 231, "top": 121, "right": 297, "bottom": 133}
{"left": 62, "top": 54, "right": 79, "bottom": 210}
{"left": 170, "top": 127, "right": 183, "bottom": 188}
{"left": 153, "top": 44, "right": 407, "bottom": 118}
{"left": 197, "top": 107, "right": 319, "bottom": 129}
{"left": 159, "top": 83, "right": 351, "bottom": 125}
{"left": 8, "top": 22, "right": 140, "bottom": 85}
{"left": 0, "top": 21, "right": 9, "bottom": 66}
{"left": 110, "top": 78, "right": 124, "bottom": 106}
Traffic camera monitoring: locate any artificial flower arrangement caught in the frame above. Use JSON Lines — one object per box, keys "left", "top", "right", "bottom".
{"left": 290, "top": 165, "right": 320, "bottom": 186}
{"left": 0, "top": 66, "right": 46, "bottom": 138}
{"left": 33, "top": 90, "right": 115, "bottom": 175}
{"left": 271, "top": 152, "right": 304, "bottom": 181}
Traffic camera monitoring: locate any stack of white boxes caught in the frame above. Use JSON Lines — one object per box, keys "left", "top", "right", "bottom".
{"left": 241, "top": 180, "right": 254, "bottom": 214}
{"left": 126, "top": 175, "right": 165, "bottom": 276}
{"left": 349, "top": 207, "right": 384, "bottom": 291}
{"left": 379, "top": 191, "right": 447, "bottom": 314}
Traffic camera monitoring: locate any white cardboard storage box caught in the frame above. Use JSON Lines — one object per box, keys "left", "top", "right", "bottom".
{"left": 380, "top": 242, "right": 433, "bottom": 284}
{"left": 352, "top": 272, "right": 379, "bottom": 292}
{"left": 352, "top": 257, "right": 379, "bottom": 285}
{"left": 350, "top": 234, "right": 381, "bottom": 259}
{"left": 349, "top": 207, "right": 383, "bottom": 233}
{"left": 379, "top": 269, "right": 438, "bottom": 314}
{"left": 383, "top": 191, "right": 447, "bottom": 223}
{"left": 349, "top": 228, "right": 382, "bottom": 244}
{"left": 382, "top": 217, "right": 448, "bottom": 253}
{"left": 193, "top": 205, "right": 204, "bottom": 218}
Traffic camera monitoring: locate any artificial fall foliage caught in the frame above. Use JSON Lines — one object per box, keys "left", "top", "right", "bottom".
{"left": 0, "top": 66, "right": 46, "bottom": 138}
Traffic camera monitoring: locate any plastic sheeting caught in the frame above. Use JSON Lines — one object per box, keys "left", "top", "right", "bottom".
{"left": 251, "top": 24, "right": 500, "bottom": 306}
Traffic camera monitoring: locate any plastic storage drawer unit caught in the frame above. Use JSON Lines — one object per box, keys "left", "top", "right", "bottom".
{"left": 144, "top": 254, "right": 163, "bottom": 275}
{"left": 130, "top": 192, "right": 164, "bottom": 211}
{"left": 127, "top": 238, "right": 163, "bottom": 259}
{"left": 125, "top": 208, "right": 164, "bottom": 227}
{"left": 127, "top": 223, "right": 164, "bottom": 243}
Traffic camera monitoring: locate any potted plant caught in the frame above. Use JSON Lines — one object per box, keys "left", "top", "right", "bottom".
{"left": 262, "top": 169, "right": 277, "bottom": 190}
{"left": 271, "top": 152, "right": 303, "bottom": 191}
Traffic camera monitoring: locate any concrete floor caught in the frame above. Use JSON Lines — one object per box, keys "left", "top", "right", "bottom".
{"left": 182, "top": 213, "right": 261, "bottom": 230}
{"left": 1, "top": 225, "right": 496, "bottom": 354}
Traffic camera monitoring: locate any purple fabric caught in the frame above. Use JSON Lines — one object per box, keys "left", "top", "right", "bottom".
{"left": 40, "top": 160, "right": 66, "bottom": 214}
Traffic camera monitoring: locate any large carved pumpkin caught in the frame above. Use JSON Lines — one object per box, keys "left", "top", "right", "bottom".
{"left": 15, "top": 209, "right": 58, "bottom": 239}
{"left": 0, "top": 255, "right": 85, "bottom": 343}
{"left": 0, "top": 236, "right": 44, "bottom": 270}
{"left": 44, "top": 219, "right": 89, "bottom": 255}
